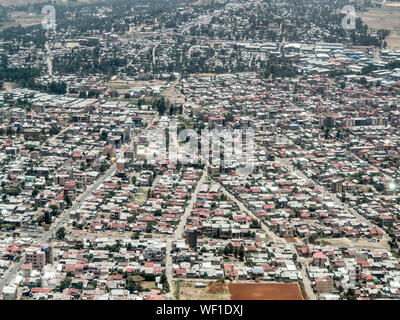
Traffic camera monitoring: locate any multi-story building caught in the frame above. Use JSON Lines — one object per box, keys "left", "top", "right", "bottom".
{"left": 25, "top": 248, "right": 46, "bottom": 270}
{"left": 185, "top": 227, "right": 198, "bottom": 248}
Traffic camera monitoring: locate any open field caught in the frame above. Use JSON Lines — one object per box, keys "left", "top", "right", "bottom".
{"left": 359, "top": 6, "right": 400, "bottom": 49}
{"left": 228, "top": 283, "right": 304, "bottom": 300}
{"left": 108, "top": 80, "right": 167, "bottom": 90}
{"left": 285, "top": 237, "right": 301, "bottom": 243}
{"left": 1, "top": 0, "right": 50, "bottom": 6}
{"left": 176, "top": 281, "right": 230, "bottom": 300}
{"left": 0, "top": 0, "right": 98, "bottom": 6}
{"left": 317, "top": 237, "right": 389, "bottom": 250}
{"left": 141, "top": 281, "right": 157, "bottom": 290}
{"left": 386, "top": 2, "right": 400, "bottom": 7}
{"left": 131, "top": 187, "right": 148, "bottom": 205}
{"left": 0, "top": 1, "right": 101, "bottom": 31}
{"left": 1, "top": 82, "right": 17, "bottom": 91}
{"left": 0, "top": 11, "right": 42, "bottom": 32}
{"left": 0, "top": 0, "right": 97, "bottom": 32}
{"left": 162, "top": 85, "right": 185, "bottom": 105}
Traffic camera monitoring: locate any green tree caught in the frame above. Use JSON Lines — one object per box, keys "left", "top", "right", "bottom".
{"left": 345, "top": 288, "right": 357, "bottom": 300}
{"left": 44, "top": 211, "right": 52, "bottom": 225}
{"left": 64, "top": 194, "right": 72, "bottom": 207}
{"left": 100, "top": 130, "right": 108, "bottom": 141}
{"left": 56, "top": 227, "right": 66, "bottom": 240}
{"left": 238, "top": 245, "right": 245, "bottom": 261}
{"left": 60, "top": 276, "right": 71, "bottom": 291}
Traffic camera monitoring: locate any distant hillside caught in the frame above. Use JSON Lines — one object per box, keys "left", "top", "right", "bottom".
{"left": 1, "top": 0, "right": 47, "bottom": 6}
{"left": 0, "top": 0, "right": 98, "bottom": 7}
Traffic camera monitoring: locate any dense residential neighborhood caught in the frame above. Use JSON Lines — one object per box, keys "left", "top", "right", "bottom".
{"left": 0, "top": 0, "right": 399, "bottom": 301}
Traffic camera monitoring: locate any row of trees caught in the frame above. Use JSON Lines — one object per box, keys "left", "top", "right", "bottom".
{"left": 217, "top": 243, "right": 246, "bottom": 261}
{"left": 0, "top": 54, "right": 67, "bottom": 93}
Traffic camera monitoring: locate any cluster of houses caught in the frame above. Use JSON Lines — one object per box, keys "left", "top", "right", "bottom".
{"left": 297, "top": 244, "right": 400, "bottom": 299}
{"left": 0, "top": 88, "right": 159, "bottom": 296}
{"left": 176, "top": 68, "right": 400, "bottom": 299}
{"left": 172, "top": 240, "right": 302, "bottom": 282}
{"left": 3, "top": 238, "right": 168, "bottom": 300}
{"left": 0, "top": 0, "right": 399, "bottom": 300}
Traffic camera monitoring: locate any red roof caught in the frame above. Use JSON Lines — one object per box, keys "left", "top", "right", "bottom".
{"left": 31, "top": 288, "right": 51, "bottom": 293}
{"left": 22, "top": 263, "right": 32, "bottom": 270}
{"left": 313, "top": 251, "right": 326, "bottom": 259}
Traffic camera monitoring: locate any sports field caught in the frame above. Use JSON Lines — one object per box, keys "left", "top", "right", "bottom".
{"left": 228, "top": 283, "right": 304, "bottom": 300}
{"left": 358, "top": 5, "right": 400, "bottom": 49}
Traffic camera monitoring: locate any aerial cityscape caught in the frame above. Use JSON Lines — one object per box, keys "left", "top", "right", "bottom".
{"left": 0, "top": 0, "right": 399, "bottom": 302}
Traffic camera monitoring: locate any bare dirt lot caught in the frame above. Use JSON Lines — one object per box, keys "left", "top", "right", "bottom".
{"left": 285, "top": 237, "right": 301, "bottom": 243}
{"left": 359, "top": 6, "right": 400, "bottom": 49}
{"left": 228, "top": 283, "right": 304, "bottom": 300}
{"left": 141, "top": 281, "right": 156, "bottom": 290}
{"left": 177, "top": 281, "right": 230, "bottom": 300}
{"left": 0, "top": 11, "right": 42, "bottom": 32}
{"left": 107, "top": 80, "right": 167, "bottom": 90}
{"left": 162, "top": 85, "right": 185, "bottom": 105}
{"left": 317, "top": 237, "right": 389, "bottom": 250}
{"left": 1, "top": 82, "right": 17, "bottom": 91}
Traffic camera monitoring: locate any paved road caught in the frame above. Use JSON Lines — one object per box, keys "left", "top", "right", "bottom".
{"left": 214, "top": 178, "right": 317, "bottom": 300}
{"left": 45, "top": 42, "right": 53, "bottom": 77}
{"left": 0, "top": 257, "right": 25, "bottom": 293}
{"left": 152, "top": 42, "right": 160, "bottom": 67}
{"left": 248, "top": 53, "right": 254, "bottom": 68}
{"left": 0, "top": 135, "right": 137, "bottom": 293}
{"left": 216, "top": 181, "right": 283, "bottom": 244}
{"left": 165, "top": 168, "right": 208, "bottom": 299}
{"left": 0, "top": 124, "right": 78, "bottom": 291}
{"left": 0, "top": 111, "right": 160, "bottom": 295}
{"left": 0, "top": 159, "right": 118, "bottom": 293}
{"left": 163, "top": 74, "right": 185, "bottom": 107}
{"left": 280, "top": 157, "right": 390, "bottom": 245}
{"left": 43, "top": 163, "right": 118, "bottom": 242}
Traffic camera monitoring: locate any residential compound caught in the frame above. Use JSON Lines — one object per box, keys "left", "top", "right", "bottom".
{"left": 0, "top": 0, "right": 399, "bottom": 301}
